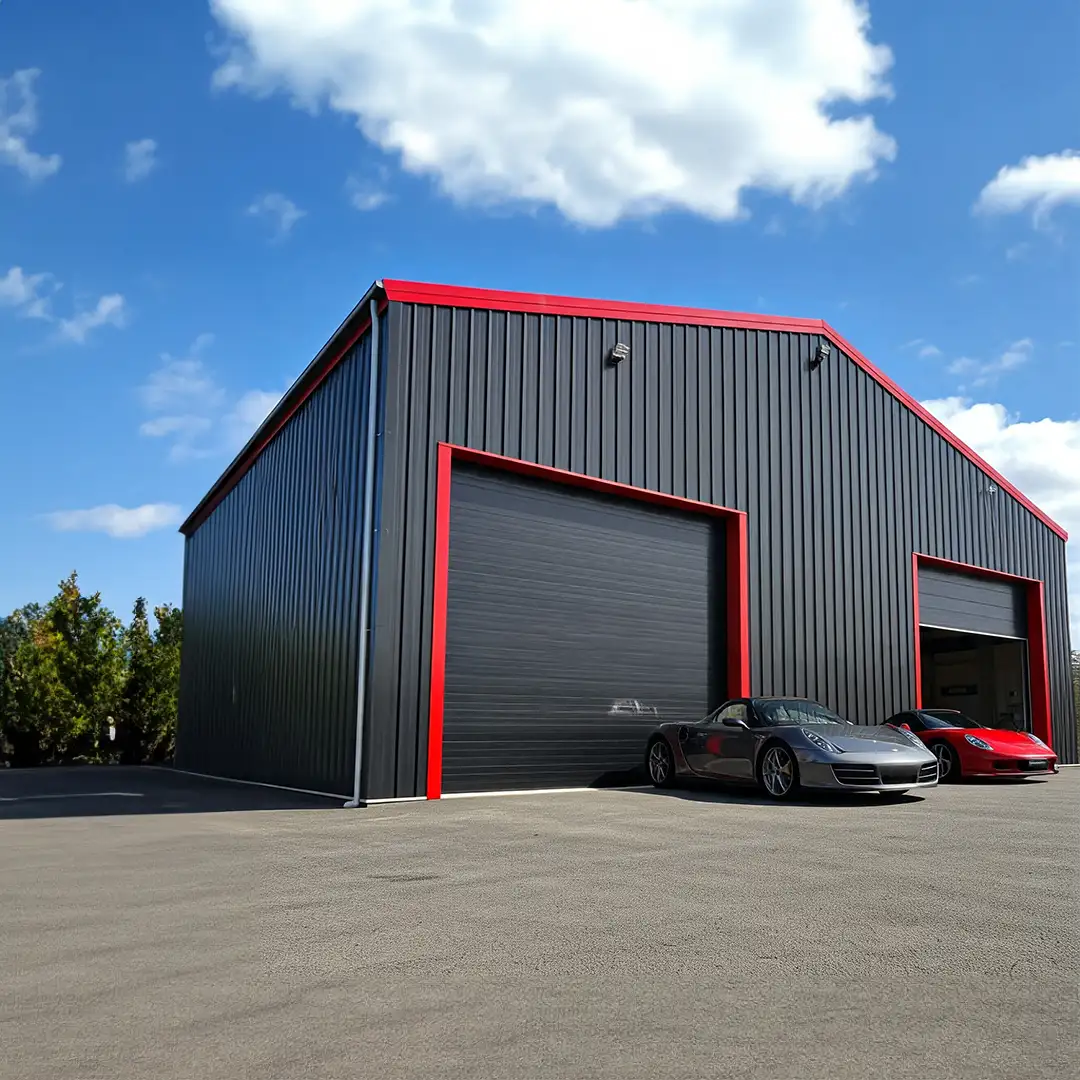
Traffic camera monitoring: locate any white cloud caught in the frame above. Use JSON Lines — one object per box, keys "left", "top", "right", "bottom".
{"left": 922, "top": 397, "right": 1080, "bottom": 645}
{"left": 123, "top": 138, "right": 158, "bottom": 182}
{"left": 975, "top": 150, "right": 1080, "bottom": 227}
{"left": 223, "top": 389, "right": 284, "bottom": 449}
{"left": 210, "top": 0, "right": 897, "bottom": 228}
{"left": 46, "top": 503, "right": 183, "bottom": 539}
{"left": 903, "top": 338, "right": 942, "bottom": 358}
{"left": 346, "top": 172, "right": 390, "bottom": 211}
{"left": 0, "top": 68, "right": 61, "bottom": 179}
{"left": 138, "top": 335, "right": 284, "bottom": 460}
{"left": 247, "top": 192, "right": 306, "bottom": 238}
{"left": 57, "top": 294, "right": 127, "bottom": 343}
{"left": 947, "top": 338, "right": 1034, "bottom": 388}
{"left": 0, "top": 265, "right": 57, "bottom": 319}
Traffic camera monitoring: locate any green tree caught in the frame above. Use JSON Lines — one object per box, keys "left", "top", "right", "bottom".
{"left": 0, "top": 604, "right": 44, "bottom": 764}
{"left": 0, "top": 573, "right": 125, "bottom": 766}
{"left": 116, "top": 599, "right": 182, "bottom": 763}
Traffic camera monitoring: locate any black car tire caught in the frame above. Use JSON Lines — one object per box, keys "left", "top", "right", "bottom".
{"left": 930, "top": 741, "right": 960, "bottom": 782}
{"left": 646, "top": 738, "right": 676, "bottom": 789}
{"left": 757, "top": 741, "right": 801, "bottom": 801}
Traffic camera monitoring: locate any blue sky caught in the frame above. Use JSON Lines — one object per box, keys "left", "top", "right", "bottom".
{"left": 1, "top": 0, "right": 1078, "bottom": 637}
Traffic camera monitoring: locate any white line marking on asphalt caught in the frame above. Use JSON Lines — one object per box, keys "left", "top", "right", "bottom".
{"left": 0, "top": 792, "right": 145, "bottom": 803}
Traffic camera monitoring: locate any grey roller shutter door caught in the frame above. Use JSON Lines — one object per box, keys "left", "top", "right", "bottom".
{"left": 442, "top": 464, "right": 724, "bottom": 793}
{"left": 918, "top": 566, "right": 1027, "bottom": 639}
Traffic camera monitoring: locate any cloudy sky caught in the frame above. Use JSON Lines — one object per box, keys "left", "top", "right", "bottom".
{"left": 1, "top": 0, "right": 1077, "bottom": 640}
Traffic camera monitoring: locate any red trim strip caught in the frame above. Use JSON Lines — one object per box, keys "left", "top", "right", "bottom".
{"left": 383, "top": 278, "right": 824, "bottom": 335}
{"left": 728, "top": 514, "right": 751, "bottom": 697}
{"left": 425, "top": 443, "right": 751, "bottom": 799}
{"left": 912, "top": 552, "right": 923, "bottom": 710}
{"left": 911, "top": 553, "right": 1052, "bottom": 747}
{"left": 1026, "top": 582, "right": 1054, "bottom": 749}
{"left": 382, "top": 280, "right": 1066, "bottom": 542}
{"left": 426, "top": 443, "right": 453, "bottom": 800}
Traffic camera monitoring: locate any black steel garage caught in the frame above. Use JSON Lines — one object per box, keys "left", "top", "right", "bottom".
{"left": 175, "top": 279, "right": 1075, "bottom": 801}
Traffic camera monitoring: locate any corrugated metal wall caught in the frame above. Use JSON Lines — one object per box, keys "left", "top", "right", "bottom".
{"left": 367, "top": 302, "right": 1075, "bottom": 798}
{"left": 176, "top": 326, "right": 377, "bottom": 795}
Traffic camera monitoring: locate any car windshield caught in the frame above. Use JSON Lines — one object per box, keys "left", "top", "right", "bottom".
{"left": 919, "top": 710, "right": 983, "bottom": 730}
{"left": 754, "top": 700, "right": 851, "bottom": 726}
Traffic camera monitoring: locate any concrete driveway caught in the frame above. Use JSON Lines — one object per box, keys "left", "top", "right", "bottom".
{"left": 1, "top": 766, "right": 1077, "bottom": 1080}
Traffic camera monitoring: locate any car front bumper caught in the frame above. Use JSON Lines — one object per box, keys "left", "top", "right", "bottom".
{"left": 798, "top": 755, "right": 939, "bottom": 792}
{"left": 962, "top": 752, "right": 1059, "bottom": 778}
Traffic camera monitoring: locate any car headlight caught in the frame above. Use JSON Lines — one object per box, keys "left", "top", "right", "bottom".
{"left": 964, "top": 734, "right": 992, "bottom": 750}
{"left": 802, "top": 728, "right": 843, "bottom": 754}
{"left": 1024, "top": 733, "right": 1049, "bottom": 750}
{"left": 898, "top": 728, "right": 925, "bottom": 748}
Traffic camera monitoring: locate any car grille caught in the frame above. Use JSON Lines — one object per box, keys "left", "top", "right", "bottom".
{"left": 995, "top": 758, "right": 1049, "bottom": 772}
{"left": 832, "top": 764, "right": 879, "bottom": 786}
{"left": 831, "top": 763, "right": 935, "bottom": 787}
{"left": 878, "top": 765, "right": 919, "bottom": 786}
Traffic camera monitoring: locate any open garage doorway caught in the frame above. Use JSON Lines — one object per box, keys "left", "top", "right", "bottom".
{"left": 912, "top": 553, "right": 1054, "bottom": 747}
{"left": 918, "top": 627, "right": 1030, "bottom": 731}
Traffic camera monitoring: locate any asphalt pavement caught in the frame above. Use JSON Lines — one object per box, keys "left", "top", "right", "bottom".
{"left": 1, "top": 766, "right": 1077, "bottom": 1080}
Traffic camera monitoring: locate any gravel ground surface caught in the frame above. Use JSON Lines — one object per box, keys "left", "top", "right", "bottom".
{"left": 2, "top": 766, "right": 1077, "bottom": 1080}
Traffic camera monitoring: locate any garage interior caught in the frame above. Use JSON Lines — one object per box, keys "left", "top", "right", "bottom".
{"left": 918, "top": 627, "right": 1030, "bottom": 731}
{"left": 440, "top": 462, "right": 727, "bottom": 793}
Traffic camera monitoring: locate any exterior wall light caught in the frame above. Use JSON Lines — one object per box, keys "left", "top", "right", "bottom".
{"left": 810, "top": 341, "right": 830, "bottom": 370}
{"left": 608, "top": 342, "right": 630, "bottom": 365}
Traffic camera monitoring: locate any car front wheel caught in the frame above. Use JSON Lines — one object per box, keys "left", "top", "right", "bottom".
{"left": 931, "top": 741, "right": 960, "bottom": 782}
{"left": 647, "top": 738, "right": 675, "bottom": 788}
{"left": 758, "top": 742, "right": 800, "bottom": 801}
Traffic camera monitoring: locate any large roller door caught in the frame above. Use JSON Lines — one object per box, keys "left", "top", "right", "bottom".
{"left": 917, "top": 566, "right": 1027, "bottom": 639}
{"left": 442, "top": 464, "right": 724, "bottom": 794}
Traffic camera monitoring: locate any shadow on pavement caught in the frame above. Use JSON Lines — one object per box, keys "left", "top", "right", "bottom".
{"left": 625, "top": 779, "right": 929, "bottom": 808}
{"left": 0, "top": 765, "right": 344, "bottom": 820}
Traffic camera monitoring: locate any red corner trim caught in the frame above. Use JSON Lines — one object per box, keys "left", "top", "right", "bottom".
{"left": 912, "top": 552, "right": 923, "bottom": 710}
{"left": 426, "top": 443, "right": 453, "bottom": 800}
{"left": 425, "top": 443, "right": 751, "bottom": 799}
{"left": 382, "top": 280, "right": 1066, "bottom": 542}
{"left": 911, "top": 553, "right": 1053, "bottom": 747}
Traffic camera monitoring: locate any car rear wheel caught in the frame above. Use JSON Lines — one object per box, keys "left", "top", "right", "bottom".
{"left": 931, "top": 741, "right": 960, "bottom": 782}
{"left": 647, "top": 738, "right": 675, "bottom": 788}
{"left": 758, "top": 742, "right": 800, "bottom": 801}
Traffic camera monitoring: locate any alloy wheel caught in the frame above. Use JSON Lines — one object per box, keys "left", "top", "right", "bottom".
{"left": 761, "top": 745, "right": 795, "bottom": 798}
{"left": 648, "top": 741, "right": 671, "bottom": 786}
{"left": 932, "top": 743, "right": 953, "bottom": 780}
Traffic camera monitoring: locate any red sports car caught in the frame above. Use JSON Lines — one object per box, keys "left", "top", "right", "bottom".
{"left": 885, "top": 709, "right": 1058, "bottom": 781}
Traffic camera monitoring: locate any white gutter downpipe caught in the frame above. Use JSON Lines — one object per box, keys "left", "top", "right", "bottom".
{"left": 344, "top": 294, "right": 382, "bottom": 808}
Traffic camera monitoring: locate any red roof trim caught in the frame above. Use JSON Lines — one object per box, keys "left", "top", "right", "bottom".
{"left": 382, "top": 279, "right": 1067, "bottom": 541}
{"left": 383, "top": 278, "right": 826, "bottom": 335}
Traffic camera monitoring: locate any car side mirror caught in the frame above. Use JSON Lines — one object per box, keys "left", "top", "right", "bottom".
{"left": 722, "top": 716, "right": 749, "bottom": 729}
{"left": 900, "top": 723, "right": 912, "bottom": 731}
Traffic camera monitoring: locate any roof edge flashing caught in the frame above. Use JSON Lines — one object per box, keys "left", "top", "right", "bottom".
{"left": 179, "top": 280, "right": 386, "bottom": 536}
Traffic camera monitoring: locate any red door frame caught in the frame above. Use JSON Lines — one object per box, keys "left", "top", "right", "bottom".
{"left": 911, "top": 553, "right": 1053, "bottom": 747}
{"left": 426, "top": 443, "right": 752, "bottom": 799}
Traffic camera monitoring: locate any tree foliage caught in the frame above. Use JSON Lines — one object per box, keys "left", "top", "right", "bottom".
{"left": 0, "top": 573, "right": 182, "bottom": 768}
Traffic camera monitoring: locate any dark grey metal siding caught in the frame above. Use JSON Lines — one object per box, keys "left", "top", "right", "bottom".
{"left": 442, "top": 463, "right": 723, "bottom": 792}
{"left": 367, "top": 302, "right": 1075, "bottom": 797}
{"left": 917, "top": 567, "right": 1027, "bottom": 638}
{"left": 176, "top": 325, "right": 378, "bottom": 795}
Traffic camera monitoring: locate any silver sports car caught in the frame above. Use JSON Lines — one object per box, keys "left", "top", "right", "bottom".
{"left": 645, "top": 697, "right": 939, "bottom": 801}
